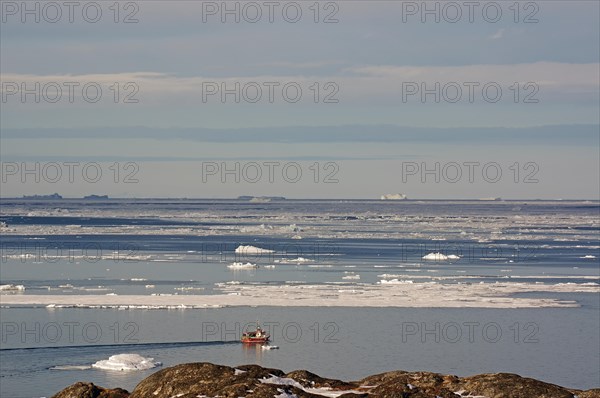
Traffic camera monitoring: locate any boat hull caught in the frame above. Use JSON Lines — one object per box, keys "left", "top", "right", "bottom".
{"left": 241, "top": 337, "right": 270, "bottom": 343}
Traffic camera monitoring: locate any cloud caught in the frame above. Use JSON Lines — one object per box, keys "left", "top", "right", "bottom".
{"left": 2, "top": 62, "right": 598, "bottom": 105}
{"left": 255, "top": 60, "right": 344, "bottom": 69}
{"left": 3, "top": 124, "right": 598, "bottom": 146}
{"left": 490, "top": 29, "right": 505, "bottom": 40}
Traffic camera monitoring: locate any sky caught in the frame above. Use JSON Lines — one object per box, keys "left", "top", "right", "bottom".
{"left": 1, "top": 0, "right": 599, "bottom": 199}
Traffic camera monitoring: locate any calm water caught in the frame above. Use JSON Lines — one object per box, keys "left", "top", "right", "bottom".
{"left": 1, "top": 199, "right": 599, "bottom": 397}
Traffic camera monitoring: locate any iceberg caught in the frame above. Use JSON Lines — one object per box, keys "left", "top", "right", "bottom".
{"left": 227, "top": 262, "right": 259, "bottom": 269}
{"left": 92, "top": 354, "right": 161, "bottom": 371}
{"left": 379, "top": 279, "right": 413, "bottom": 284}
{"left": 249, "top": 197, "right": 271, "bottom": 203}
{"left": 380, "top": 193, "right": 407, "bottom": 200}
{"left": 422, "top": 252, "right": 448, "bottom": 260}
{"left": 420, "top": 253, "right": 459, "bottom": 261}
{"left": 235, "top": 245, "right": 275, "bottom": 254}
{"left": 278, "top": 257, "right": 314, "bottom": 264}
{"left": 0, "top": 284, "right": 25, "bottom": 292}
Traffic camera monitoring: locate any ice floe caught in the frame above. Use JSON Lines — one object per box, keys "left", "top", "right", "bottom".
{"left": 51, "top": 365, "right": 93, "bottom": 371}
{"left": 174, "top": 286, "right": 205, "bottom": 291}
{"left": 2, "top": 202, "right": 598, "bottom": 248}
{"left": 4, "top": 279, "right": 598, "bottom": 309}
{"left": 91, "top": 354, "right": 162, "bottom": 371}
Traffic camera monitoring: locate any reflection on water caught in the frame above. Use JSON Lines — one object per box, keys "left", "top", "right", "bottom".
{"left": 242, "top": 343, "right": 266, "bottom": 365}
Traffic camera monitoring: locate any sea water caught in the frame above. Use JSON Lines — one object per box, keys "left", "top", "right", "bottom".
{"left": 1, "top": 199, "right": 598, "bottom": 397}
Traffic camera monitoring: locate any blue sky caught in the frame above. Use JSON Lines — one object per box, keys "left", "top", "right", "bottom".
{"left": 1, "top": 1, "right": 599, "bottom": 198}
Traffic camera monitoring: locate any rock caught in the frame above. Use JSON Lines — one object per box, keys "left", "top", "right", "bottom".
{"left": 129, "top": 362, "right": 237, "bottom": 398}
{"left": 360, "top": 370, "right": 459, "bottom": 397}
{"left": 129, "top": 362, "right": 322, "bottom": 398}
{"left": 51, "top": 363, "right": 600, "bottom": 398}
{"left": 236, "top": 363, "right": 286, "bottom": 379}
{"left": 459, "top": 373, "right": 575, "bottom": 398}
{"left": 576, "top": 389, "right": 600, "bottom": 398}
{"left": 284, "top": 369, "right": 357, "bottom": 390}
{"left": 50, "top": 382, "right": 129, "bottom": 398}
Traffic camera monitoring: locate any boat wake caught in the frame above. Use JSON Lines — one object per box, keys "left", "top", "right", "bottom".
{"left": 0, "top": 339, "right": 240, "bottom": 352}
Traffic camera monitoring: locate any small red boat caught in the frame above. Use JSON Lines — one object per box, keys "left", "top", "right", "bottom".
{"left": 241, "top": 324, "right": 270, "bottom": 343}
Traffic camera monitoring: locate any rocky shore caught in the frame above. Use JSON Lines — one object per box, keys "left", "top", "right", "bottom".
{"left": 51, "top": 362, "right": 600, "bottom": 398}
